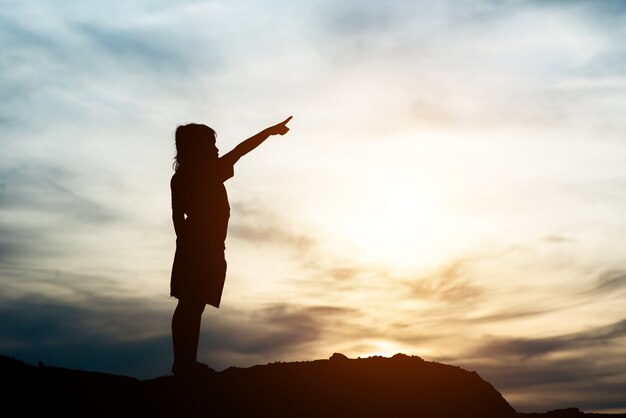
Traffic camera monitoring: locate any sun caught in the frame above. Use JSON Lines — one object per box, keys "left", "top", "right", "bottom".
{"left": 332, "top": 178, "right": 445, "bottom": 272}
{"left": 354, "top": 340, "right": 421, "bottom": 359}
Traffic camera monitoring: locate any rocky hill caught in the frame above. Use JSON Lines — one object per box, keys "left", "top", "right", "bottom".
{"left": 2, "top": 353, "right": 623, "bottom": 418}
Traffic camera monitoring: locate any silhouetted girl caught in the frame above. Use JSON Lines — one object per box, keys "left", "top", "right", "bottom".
{"left": 170, "top": 116, "right": 292, "bottom": 377}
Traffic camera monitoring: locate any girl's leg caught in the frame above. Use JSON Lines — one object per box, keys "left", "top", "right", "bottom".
{"left": 171, "top": 298, "right": 205, "bottom": 374}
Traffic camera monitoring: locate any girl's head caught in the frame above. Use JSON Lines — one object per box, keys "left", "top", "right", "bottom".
{"left": 173, "top": 123, "right": 218, "bottom": 171}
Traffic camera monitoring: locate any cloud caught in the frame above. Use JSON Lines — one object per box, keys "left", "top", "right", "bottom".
{"left": 480, "top": 317, "right": 626, "bottom": 359}
{"left": 0, "top": 263, "right": 358, "bottom": 377}
{"left": 74, "top": 23, "right": 188, "bottom": 73}
{"left": 0, "top": 2, "right": 207, "bottom": 74}
{"left": 404, "top": 261, "right": 483, "bottom": 304}
{"left": 471, "top": 356, "right": 626, "bottom": 412}
{"left": 0, "top": 290, "right": 172, "bottom": 377}
{"left": 319, "top": 0, "right": 411, "bottom": 36}
{"left": 542, "top": 235, "right": 575, "bottom": 244}
{"left": 0, "top": 162, "right": 118, "bottom": 222}
{"left": 204, "top": 303, "right": 357, "bottom": 356}
{"left": 584, "top": 270, "right": 626, "bottom": 296}
{"left": 229, "top": 199, "right": 315, "bottom": 253}
{"left": 454, "top": 317, "right": 626, "bottom": 411}
{"left": 310, "top": 0, "right": 626, "bottom": 135}
{"left": 0, "top": 162, "right": 122, "bottom": 269}
{"left": 0, "top": 294, "right": 358, "bottom": 378}
{"left": 449, "top": 307, "right": 560, "bottom": 325}
{"left": 537, "top": 0, "right": 626, "bottom": 16}
{"left": 0, "top": 3, "right": 228, "bottom": 138}
{"left": 0, "top": 225, "right": 58, "bottom": 265}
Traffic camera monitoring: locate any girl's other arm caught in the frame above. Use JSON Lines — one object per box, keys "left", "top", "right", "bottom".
{"left": 171, "top": 177, "right": 185, "bottom": 240}
{"left": 172, "top": 209, "right": 185, "bottom": 240}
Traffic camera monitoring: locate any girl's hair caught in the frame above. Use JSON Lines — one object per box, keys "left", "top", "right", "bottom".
{"left": 173, "top": 123, "right": 216, "bottom": 171}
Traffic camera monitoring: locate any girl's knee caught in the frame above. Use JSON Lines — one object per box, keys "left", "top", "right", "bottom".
{"left": 177, "top": 298, "right": 205, "bottom": 315}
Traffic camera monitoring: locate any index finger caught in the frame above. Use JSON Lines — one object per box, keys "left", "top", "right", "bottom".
{"left": 281, "top": 116, "right": 293, "bottom": 125}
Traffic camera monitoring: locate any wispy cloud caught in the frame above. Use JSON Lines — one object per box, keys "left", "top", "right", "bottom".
{"left": 404, "top": 261, "right": 483, "bottom": 304}
{"left": 467, "top": 318, "right": 626, "bottom": 360}
{"left": 0, "top": 278, "right": 172, "bottom": 377}
{"left": 584, "top": 270, "right": 626, "bottom": 297}
{"left": 0, "top": 162, "right": 122, "bottom": 270}
{"left": 229, "top": 199, "right": 315, "bottom": 252}
{"left": 0, "top": 264, "right": 358, "bottom": 377}
{"left": 204, "top": 303, "right": 357, "bottom": 358}
{"left": 457, "top": 317, "right": 626, "bottom": 412}
{"left": 0, "top": 162, "right": 118, "bottom": 222}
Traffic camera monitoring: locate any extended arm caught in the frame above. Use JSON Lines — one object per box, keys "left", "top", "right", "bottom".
{"left": 222, "top": 116, "right": 292, "bottom": 164}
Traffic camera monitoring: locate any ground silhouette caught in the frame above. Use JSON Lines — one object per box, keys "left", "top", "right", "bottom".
{"left": 2, "top": 353, "right": 624, "bottom": 418}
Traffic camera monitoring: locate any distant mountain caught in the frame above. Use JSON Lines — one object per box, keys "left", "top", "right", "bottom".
{"left": 2, "top": 353, "right": 624, "bottom": 418}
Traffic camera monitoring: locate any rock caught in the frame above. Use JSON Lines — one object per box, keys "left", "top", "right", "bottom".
{"left": 329, "top": 352, "right": 349, "bottom": 361}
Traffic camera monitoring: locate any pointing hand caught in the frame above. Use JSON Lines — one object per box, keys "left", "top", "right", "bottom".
{"left": 267, "top": 116, "right": 293, "bottom": 136}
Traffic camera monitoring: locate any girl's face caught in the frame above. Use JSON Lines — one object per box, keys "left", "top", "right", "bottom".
{"left": 194, "top": 137, "right": 218, "bottom": 162}
{"left": 210, "top": 141, "right": 219, "bottom": 159}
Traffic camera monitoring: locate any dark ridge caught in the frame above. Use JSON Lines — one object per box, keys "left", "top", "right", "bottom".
{"left": 2, "top": 354, "right": 624, "bottom": 418}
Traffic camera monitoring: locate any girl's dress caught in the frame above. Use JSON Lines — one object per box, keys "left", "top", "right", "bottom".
{"left": 170, "top": 158, "right": 234, "bottom": 307}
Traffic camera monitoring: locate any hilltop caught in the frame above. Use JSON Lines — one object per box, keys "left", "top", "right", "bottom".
{"left": 2, "top": 353, "right": 624, "bottom": 417}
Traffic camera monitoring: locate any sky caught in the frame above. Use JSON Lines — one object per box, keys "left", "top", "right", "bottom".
{"left": 1, "top": 0, "right": 626, "bottom": 413}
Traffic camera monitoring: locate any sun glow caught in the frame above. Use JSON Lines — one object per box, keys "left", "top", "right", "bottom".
{"left": 354, "top": 340, "right": 414, "bottom": 359}
{"left": 349, "top": 189, "right": 427, "bottom": 262}
{"left": 328, "top": 171, "right": 450, "bottom": 272}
